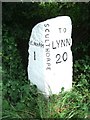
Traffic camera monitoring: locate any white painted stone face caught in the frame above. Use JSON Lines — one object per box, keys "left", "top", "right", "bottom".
{"left": 28, "top": 16, "right": 72, "bottom": 96}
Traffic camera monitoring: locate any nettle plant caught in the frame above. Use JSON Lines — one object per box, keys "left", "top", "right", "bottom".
{"left": 2, "top": 28, "right": 39, "bottom": 118}
{"left": 74, "top": 55, "right": 90, "bottom": 87}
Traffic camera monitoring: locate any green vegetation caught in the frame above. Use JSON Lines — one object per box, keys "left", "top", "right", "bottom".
{"left": 2, "top": 2, "right": 90, "bottom": 119}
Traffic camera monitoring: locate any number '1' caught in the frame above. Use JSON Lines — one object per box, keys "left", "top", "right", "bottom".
{"left": 34, "top": 51, "right": 36, "bottom": 60}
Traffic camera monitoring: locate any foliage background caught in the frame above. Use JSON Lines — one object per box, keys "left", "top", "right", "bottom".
{"left": 2, "top": 2, "right": 90, "bottom": 119}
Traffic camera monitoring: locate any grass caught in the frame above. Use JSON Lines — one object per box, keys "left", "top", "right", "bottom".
{"left": 37, "top": 81, "right": 90, "bottom": 119}
{"left": 2, "top": 76, "right": 90, "bottom": 119}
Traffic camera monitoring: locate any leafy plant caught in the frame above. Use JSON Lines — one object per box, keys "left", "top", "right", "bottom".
{"left": 2, "top": 28, "right": 39, "bottom": 119}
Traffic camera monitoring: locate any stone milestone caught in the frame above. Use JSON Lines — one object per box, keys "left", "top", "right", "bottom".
{"left": 28, "top": 16, "right": 73, "bottom": 96}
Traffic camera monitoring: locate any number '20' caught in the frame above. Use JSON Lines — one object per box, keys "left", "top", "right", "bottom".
{"left": 56, "top": 52, "right": 68, "bottom": 64}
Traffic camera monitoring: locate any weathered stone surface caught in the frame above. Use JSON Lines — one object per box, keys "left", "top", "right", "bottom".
{"left": 28, "top": 16, "right": 72, "bottom": 96}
